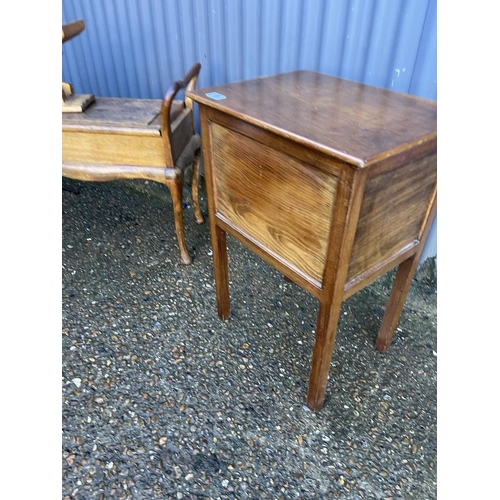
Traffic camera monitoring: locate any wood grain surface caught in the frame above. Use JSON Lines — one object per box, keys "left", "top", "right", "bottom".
{"left": 62, "top": 100, "right": 192, "bottom": 167}
{"left": 210, "top": 122, "right": 338, "bottom": 283}
{"left": 188, "top": 70, "right": 437, "bottom": 168}
{"left": 347, "top": 153, "right": 437, "bottom": 281}
{"left": 62, "top": 132, "right": 165, "bottom": 167}
{"left": 62, "top": 98, "right": 164, "bottom": 131}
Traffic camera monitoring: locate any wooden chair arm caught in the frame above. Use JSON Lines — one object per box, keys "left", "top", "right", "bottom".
{"left": 160, "top": 62, "right": 201, "bottom": 135}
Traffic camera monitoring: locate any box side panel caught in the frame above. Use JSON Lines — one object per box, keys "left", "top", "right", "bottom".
{"left": 348, "top": 153, "right": 437, "bottom": 281}
{"left": 210, "top": 122, "right": 338, "bottom": 283}
{"left": 170, "top": 109, "right": 194, "bottom": 164}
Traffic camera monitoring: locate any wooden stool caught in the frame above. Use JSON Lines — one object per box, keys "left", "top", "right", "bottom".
{"left": 62, "top": 63, "right": 205, "bottom": 264}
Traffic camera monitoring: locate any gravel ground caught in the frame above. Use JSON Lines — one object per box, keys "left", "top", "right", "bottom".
{"left": 62, "top": 177, "right": 437, "bottom": 500}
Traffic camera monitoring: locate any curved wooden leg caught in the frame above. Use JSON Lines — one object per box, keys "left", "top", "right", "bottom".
{"left": 165, "top": 169, "right": 192, "bottom": 265}
{"left": 191, "top": 149, "right": 205, "bottom": 224}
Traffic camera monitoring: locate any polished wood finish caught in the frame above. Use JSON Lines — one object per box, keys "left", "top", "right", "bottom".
{"left": 211, "top": 122, "right": 338, "bottom": 284}
{"left": 188, "top": 70, "right": 437, "bottom": 411}
{"left": 63, "top": 63, "right": 205, "bottom": 264}
{"left": 347, "top": 153, "right": 437, "bottom": 283}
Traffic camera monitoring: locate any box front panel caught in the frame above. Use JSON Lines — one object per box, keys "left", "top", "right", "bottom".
{"left": 62, "top": 131, "right": 165, "bottom": 167}
{"left": 210, "top": 122, "right": 338, "bottom": 283}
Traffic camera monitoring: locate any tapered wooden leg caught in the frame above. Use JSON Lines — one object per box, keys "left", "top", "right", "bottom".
{"left": 305, "top": 168, "right": 368, "bottom": 411}
{"left": 376, "top": 193, "right": 436, "bottom": 352}
{"left": 375, "top": 255, "right": 420, "bottom": 352}
{"left": 191, "top": 150, "right": 205, "bottom": 224}
{"left": 212, "top": 225, "right": 230, "bottom": 320}
{"left": 306, "top": 296, "right": 344, "bottom": 411}
{"left": 165, "top": 169, "right": 192, "bottom": 265}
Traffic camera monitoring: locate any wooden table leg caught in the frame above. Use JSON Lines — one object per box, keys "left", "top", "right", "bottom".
{"left": 212, "top": 225, "right": 230, "bottom": 320}
{"left": 306, "top": 296, "right": 344, "bottom": 411}
{"left": 306, "top": 169, "right": 367, "bottom": 411}
{"left": 376, "top": 194, "right": 436, "bottom": 352}
{"left": 375, "top": 256, "right": 419, "bottom": 352}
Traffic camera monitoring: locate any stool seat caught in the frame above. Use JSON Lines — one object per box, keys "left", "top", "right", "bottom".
{"left": 62, "top": 63, "right": 205, "bottom": 264}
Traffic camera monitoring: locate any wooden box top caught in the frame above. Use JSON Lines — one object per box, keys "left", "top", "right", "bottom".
{"left": 187, "top": 70, "right": 437, "bottom": 168}
{"left": 62, "top": 98, "right": 162, "bottom": 136}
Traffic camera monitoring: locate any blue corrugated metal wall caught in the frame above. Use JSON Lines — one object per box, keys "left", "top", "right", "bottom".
{"left": 62, "top": 0, "right": 437, "bottom": 265}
